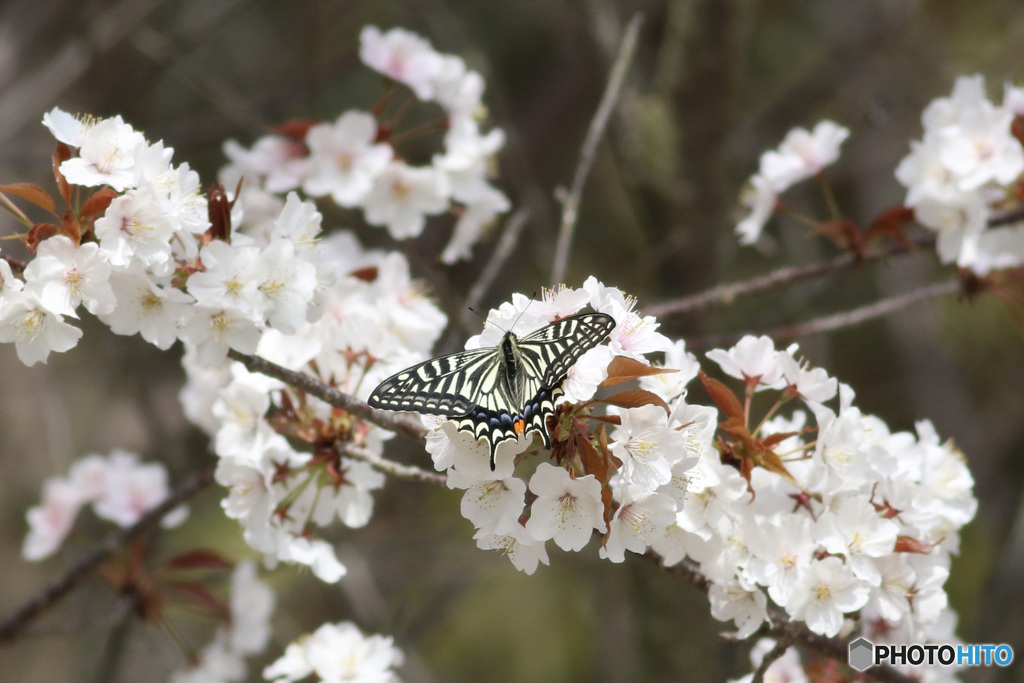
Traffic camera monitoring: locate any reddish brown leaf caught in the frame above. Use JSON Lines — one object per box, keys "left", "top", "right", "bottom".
{"left": 164, "top": 549, "right": 235, "bottom": 571}
{"left": 167, "top": 580, "right": 230, "bottom": 619}
{"left": 866, "top": 205, "right": 916, "bottom": 241}
{"left": 60, "top": 209, "right": 81, "bottom": 244}
{"left": 757, "top": 448, "right": 803, "bottom": 491}
{"left": 52, "top": 142, "right": 72, "bottom": 205}
{"left": 599, "top": 389, "right": 670, "bottom": 414}
{"left": 0, "top": 183, "right": 56, "bottom": 214}
{"left": 815, "top": 218, "right": 864, "bottom": 253}
{"left": 349, "top": 266, "right": 379, "bottom": 282}
{"left": 25, "top": 223, "right": 61, "bottom": 252}
{"left": 699, "top": 371, "right": 744, "bottom": 423}
{"left": 80, "top": 188, "right": 119, "bottom": 217}
{"left": 271, "top": 119, "right": 319, "bottom": 141}
{"left": 600, "top": 356, "right": 677, "bottom": 387}
{"left": 587, "top": 414, "right": 622, "bottom": 426}
{"left": 761, "top": 431, "right": 800, "bottom": 449}
{"left": 894, "top": 535, "right": 934, "bottom": 554}
{"left": 577, "top": 429, "right": 606, "bottom": 483}
{"left": 207, "top": 182, "right": 233, "bottom": 242}
{"left": 1013, "top": 114, "right": 1024, "bottom": 149}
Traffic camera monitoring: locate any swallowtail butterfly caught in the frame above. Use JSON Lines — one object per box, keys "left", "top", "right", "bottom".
{"left": 367, "top": 312, "right": 615, "bottom": 469}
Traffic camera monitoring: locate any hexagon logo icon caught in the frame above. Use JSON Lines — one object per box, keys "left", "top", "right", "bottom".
{"left": 848, "top": 637, "right": 874, "bottom": 671}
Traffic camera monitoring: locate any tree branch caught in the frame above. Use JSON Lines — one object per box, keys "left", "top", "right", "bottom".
{"left": 550, "top": 13, "right": 643, "bottom": 286}
{"left": 342, "top": 444, "right": 447, "bottom": 486}
{"left": 461, "top": 206, "right": 530, "bottom": 331}
{"left": 0, "top": 463, "right": 215, "bottom": 646}
{"left": 227, "top": 351, "right": 428, "bottom": 444}
{"left": 688, "top": 278, "right": 962, "bottom": 349}
{"left": 646, "top": 233, "right": 938, "bottom": 318}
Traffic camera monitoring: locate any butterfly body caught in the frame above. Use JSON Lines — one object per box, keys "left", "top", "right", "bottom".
{"left": 367, "top": 312, "right": 615, "bottom": 469}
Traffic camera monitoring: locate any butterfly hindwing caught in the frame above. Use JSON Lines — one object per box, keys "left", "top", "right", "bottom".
{"left": 368, "top": 312, "right": 616, "bottom": 468}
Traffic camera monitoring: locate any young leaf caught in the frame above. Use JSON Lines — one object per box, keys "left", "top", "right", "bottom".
{"left": 81, "top": 188, "right": 119, "bottom": 217}
{"left": 0, "top": 183, "right": 56, "bottom": 213}
{"left": 699, "top": 371, "right": 744, "bottom": 423}
{"left": 600, "top": 355, "right": 676, "bottom": 387}
{"left": 52, "top": 142, "right": 72, "bottom": 206}
{"left": 599, "top": 389, "right": 670, "bottom": 414}
{"left": 164, "top": 549, "right": 235, "bottom": 571}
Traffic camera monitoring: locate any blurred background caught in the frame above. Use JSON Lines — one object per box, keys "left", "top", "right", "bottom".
{"left": 1, "top": 0, "right": 1023, "bottom": 681}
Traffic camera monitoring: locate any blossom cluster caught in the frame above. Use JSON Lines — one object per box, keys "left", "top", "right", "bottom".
{"left": 684, "top": 335, "right": 974, "bottom": 649}
{"left": 736, "top": 120, "right": 850, "bottom": 245}
{"left": 184, "top": 234, "right": 448, "bottom": 582}
{"left": 736, "top": 75, "right": 1024, "bottom": 279}
{"left": 170, "top": 562, "right": 277, "bottom": 683}
{"left": 897, "top": 74, "right": 1024, "bottom": 272}
{"left": 263, "top": 621, "right": 404, "bottom": 683}
{"left": 416, "top": 284, "right": 974, "bottom": 675}
{"left": 220, "top": 26, "right": 508, "bottom": 264}
{"left": 23, "top": 449, "right": 186, "bottom": 561}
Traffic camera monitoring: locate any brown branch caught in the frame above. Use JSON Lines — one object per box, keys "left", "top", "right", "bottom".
{"left": 551, "top": 13, "right": 643, "bottom": 285}
{"left": 646, "top": 233, "right": 938, "bottom": 318}
{"left": 0, "top": 463, "right": 216, "bottom": 646}
{"left": 341, "top": 444, "right": 447, "bottom": 486}
{"left": 461, "top": 206, "right": 530, "bottom": 331}
{"left": 227, "top": 351, "right": 428, "bottom": 444}
{"left": 688, "top": 279, "right": 962, "bottom": 350}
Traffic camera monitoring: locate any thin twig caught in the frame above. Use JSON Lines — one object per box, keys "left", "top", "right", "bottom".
{"left": 227, "top": 351, "right": 428, "bottom": 444}
{"left": 342, "top": 444, "right": 447, "bottom": 486}
{"left": 550, "top": 13, "right": 644, "bottom": 286}
{"left": 687, "top": 279, "right": 962, "bottom": 350}
{"left": 751, "top": 636, "right": 795, "bottom": 683}
{"left": 461, "top": 207, "right": 531, "bottom": 331}
{"left": 646, "top": 233, "right": 938, "bottom": 318}
{"left": 0, "top": 463, "right": 215, "bottom": 646}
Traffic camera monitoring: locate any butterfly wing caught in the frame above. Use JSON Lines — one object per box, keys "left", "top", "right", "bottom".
{"left": 368, "top": 311, "right": 616, "bottom": 469}
{"left": 517, "top": 312, "right": 616, "bottom": 388}
{"left": 367, "top": 347, "right": 500, "bottom": 417}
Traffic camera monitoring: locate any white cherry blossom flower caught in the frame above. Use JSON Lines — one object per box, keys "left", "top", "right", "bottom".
{"left": 22, "top": 478, "right": 84, "bottom": 561}
{"left": 0, "top": 289, "right": 83, "bottom": 365}
{"left": 600, "top": 485, "right": 676, "bottom": 563}
{"left": 474, "top": 524, "right": 550, "bottom": 575}
{"left": 708, "top": 579, "right": 768, "bottom": 639}
{"left": 362, "top": 161, "right": 450, "bottom": 239}
{"left": 705, "top": 335, "right": 786, "bottom": 391}
{"left": 100, "top": 269, "right": 195, "bottom": 349}
{"left": 303, "top": 111, "right": 393, "bottom": 207}
{"left": 188, "top": 240, "right": 263, "bottom": 317}
{"left": 786, "top": 556, "right": 869, "bottom": 637}
{"left": 177, "top": 303, "right": 262, "bottom": 365}
{"left": 42, "top": 107, "right": 86, "bottom": 147}
{"left": 264, "top": 621, "right": 403, "bottom": 683}
{"left": 456, "top": 475, "right": 527, "bottom": 536}
{"left": 735, "top": 174, "right": 778, "bottom": 245}
{"left": 759, "top": 120, "right": 850, "bottom": 191}
{"left": 23, "top": 236, "right": 114, "bottom": 317}
{"left": 525, "top": 462, "right": 606, "bottom": 551}
{"left": 59, "top": 114, "right": 145, "bottom": 191}
{"left": 610, "top": 404, "right": 690, "bottom": 491}
{"left": 817, "top": 497, "right": 899, "bottom": 585}
{"left": 359, "top": 25, "right": 444, "bottom": 101}
{"left": 93, "top": 186, "right": 179, "bottom": 269}
{"left": 228, "top": 561, "right": 275, "bottom": 655}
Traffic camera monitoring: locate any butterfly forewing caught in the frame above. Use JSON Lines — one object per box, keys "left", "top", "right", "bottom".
{"left": 367, "top": 312, "right": 616, "bottom": 468}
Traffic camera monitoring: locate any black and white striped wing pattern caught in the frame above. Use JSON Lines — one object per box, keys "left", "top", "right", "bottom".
{"left": 367, "top": 312, "right": 615, "bottom": 468}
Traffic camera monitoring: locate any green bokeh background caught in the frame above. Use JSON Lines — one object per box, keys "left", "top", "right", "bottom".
{"left": 1, "top": 1, "right": 1023, "bottom": 681}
